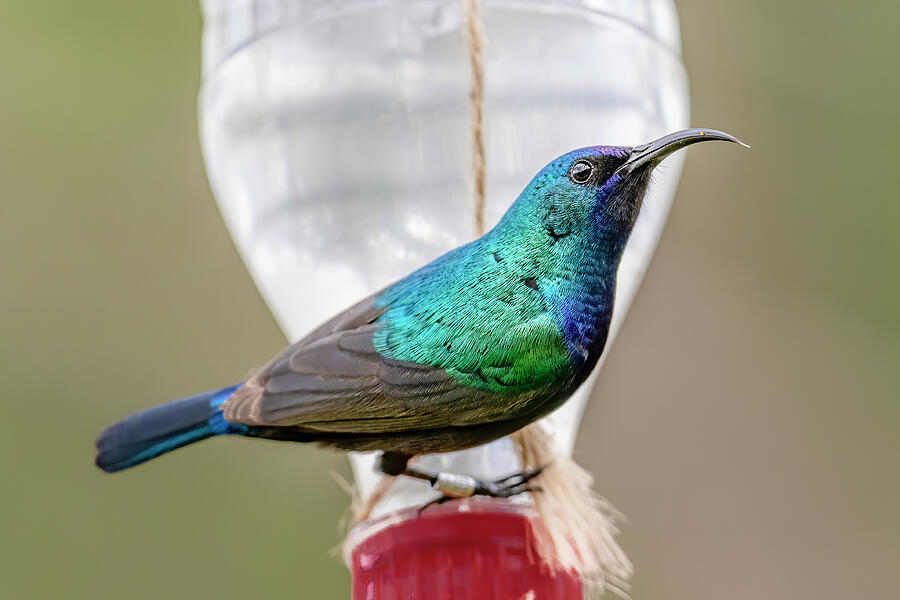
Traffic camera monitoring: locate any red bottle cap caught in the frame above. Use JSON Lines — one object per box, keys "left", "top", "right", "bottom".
{"left": 348, "top": 498, "right": 582, "bottom": 600}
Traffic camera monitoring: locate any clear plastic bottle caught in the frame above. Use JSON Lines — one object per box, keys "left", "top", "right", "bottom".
{"left": 200, "top": 0, "right": 689, "bottom": 592}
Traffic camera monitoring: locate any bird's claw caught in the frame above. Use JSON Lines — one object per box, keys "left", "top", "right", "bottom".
{"left": 419, "top": 465, "right": 549, "bottom": 514}
{"left": 488, "top": 464, "right": 549, "bottom": 488}
{"left": 475, "top": 466, "right": 546, "bottom": 497}
{"left": 474, "top": 481, "right": 544, "bottom": 498}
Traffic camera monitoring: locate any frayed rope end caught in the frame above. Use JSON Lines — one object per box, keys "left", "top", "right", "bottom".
{"left": 512, "top": 424, "right": 633, "bottom": 597}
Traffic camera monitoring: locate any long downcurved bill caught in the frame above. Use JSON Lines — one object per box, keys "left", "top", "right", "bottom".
{"left": 615, "top": 128, "right": 749, "bottom": 176}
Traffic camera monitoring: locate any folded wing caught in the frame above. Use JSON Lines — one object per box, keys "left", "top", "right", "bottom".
{"left": 221, "top": 295, "right": 521, "bottom": 434}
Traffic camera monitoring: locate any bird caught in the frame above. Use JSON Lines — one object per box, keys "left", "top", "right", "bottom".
{"left": 96, "top": 128, "right": 745, "bottom": 499}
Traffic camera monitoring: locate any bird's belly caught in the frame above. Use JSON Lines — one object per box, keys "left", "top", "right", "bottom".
{"left": 317, "top": 385, "right": 574, "bottom": 455}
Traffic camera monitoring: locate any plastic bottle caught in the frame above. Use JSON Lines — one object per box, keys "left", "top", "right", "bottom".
{"left": 200, "top": 1, "right": 689, "bottom": 596}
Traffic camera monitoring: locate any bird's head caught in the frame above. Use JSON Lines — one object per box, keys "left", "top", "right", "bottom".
{"left": 497, "top": 128, "right": 746, "bottom": 253}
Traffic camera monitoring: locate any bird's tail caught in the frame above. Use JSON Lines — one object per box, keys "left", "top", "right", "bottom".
{"left": 95, "top": 384, "right": 244, "bottom": 473}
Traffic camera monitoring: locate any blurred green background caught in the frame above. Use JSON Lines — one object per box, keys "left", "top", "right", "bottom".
{"left": 1, "top": 1, "right": 897, "bottom": 598}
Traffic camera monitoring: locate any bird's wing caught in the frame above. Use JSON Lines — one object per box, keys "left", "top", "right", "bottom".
{"left": 220, "top": 296, "right": 559, "bottom": 434}
{"left": 291, "top": 290, "right": 388, "bottom": 348}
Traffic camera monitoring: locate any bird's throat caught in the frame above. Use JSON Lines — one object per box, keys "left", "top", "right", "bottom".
{"left": 553, "top": 240, "right": 623, "bottom": 371}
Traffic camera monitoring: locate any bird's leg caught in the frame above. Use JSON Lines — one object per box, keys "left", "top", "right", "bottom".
{"left": 378, "top": 452, "right": 547, "bottom": 507}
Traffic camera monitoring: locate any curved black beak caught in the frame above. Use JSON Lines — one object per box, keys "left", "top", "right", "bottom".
{"left": 615, "top": 128, "right": 748, "bottom": 177}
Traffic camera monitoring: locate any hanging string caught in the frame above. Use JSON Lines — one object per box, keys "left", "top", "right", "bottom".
{"left": 462, "top": 0, "right": 487, "bottom": 236}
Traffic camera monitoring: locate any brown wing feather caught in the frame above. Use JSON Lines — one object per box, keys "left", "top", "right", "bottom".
{"left": 221, "top": 294, "right": 512, "bottom": 434}
{"left": 222, "top": 292, "right": 385, "bottom": 424}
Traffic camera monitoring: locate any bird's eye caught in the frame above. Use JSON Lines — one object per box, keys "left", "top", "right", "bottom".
{"left": 569, "top": 160, "right": 593, "bottom": 184}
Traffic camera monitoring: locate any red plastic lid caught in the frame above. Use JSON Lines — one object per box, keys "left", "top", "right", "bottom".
{"left": 349, "top": 498, "right": 582, "bottom": 600}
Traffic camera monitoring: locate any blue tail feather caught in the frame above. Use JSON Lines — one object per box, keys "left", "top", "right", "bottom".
{"left": 95, "top": 384, "right": 242, "bottom": 473}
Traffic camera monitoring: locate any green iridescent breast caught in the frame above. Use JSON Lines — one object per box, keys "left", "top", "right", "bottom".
{"left": 373, "top": 237, "right": 574, "bottom": 396}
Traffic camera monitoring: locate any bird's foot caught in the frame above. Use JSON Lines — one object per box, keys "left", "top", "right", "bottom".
{"left": 472, "top": 464, "right": 547, "bottom": 498}
{"left": 414, "top": 465, "right": 548, "bottom": 514}
{"left": 377, "top": 453, "right": 549, "bottom": 514}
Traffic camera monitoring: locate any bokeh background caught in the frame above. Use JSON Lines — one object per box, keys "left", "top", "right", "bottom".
{"left": 1, "top": 1, "right": 898, "bottom": 598}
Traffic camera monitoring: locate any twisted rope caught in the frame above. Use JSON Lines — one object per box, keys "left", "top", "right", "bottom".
{"left": 462, "top": 0, "right": 487, "bottom": 235}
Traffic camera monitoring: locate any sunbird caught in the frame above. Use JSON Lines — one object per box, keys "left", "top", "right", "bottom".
{"left": 96, "top": 129, "right": 744, "bottom": 498}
